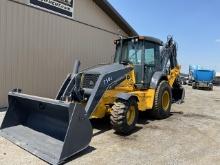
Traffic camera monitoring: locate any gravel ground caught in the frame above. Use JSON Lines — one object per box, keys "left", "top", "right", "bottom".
{"left": 0, "top": 85, "right": 220, "bottom": 165}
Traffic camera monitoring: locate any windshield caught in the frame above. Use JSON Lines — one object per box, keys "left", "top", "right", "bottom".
{"left": 114, "top": 40, "right": 157, "bottom": 65}
{"left": 114, "top": 40, "right": 143, "bottom": 64}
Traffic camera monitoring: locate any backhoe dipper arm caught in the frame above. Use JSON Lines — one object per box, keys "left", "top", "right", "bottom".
{"left": 161, "top": 37, "right": 178, "bottom": 73}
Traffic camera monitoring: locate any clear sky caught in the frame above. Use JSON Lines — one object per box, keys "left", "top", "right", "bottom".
{"left": 108, "top": 0, "right": 220, "bottom": 73}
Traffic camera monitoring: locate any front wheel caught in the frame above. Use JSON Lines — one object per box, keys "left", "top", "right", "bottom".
{"left": 151, "top": 81, "right": 172, "bottom": 119}
{"left": 110, "top": 98, "right": 138, "bottom": 134}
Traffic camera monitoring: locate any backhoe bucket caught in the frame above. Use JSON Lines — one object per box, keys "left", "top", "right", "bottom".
{"left": 172, "top": 87, "right": 185, "bottom": 104}
{"left": 0, "top": 92, "right": 93, "bottom": 165}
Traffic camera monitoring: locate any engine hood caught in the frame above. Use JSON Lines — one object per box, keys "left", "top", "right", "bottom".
{"left": 83, "top": 63, "right": 132, "bottom": 75}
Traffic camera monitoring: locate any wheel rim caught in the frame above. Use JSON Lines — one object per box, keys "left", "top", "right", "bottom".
{"left": 162, "top": 91, "right": 170, "bottom": 111}
{"left": 126, "top": 105, "right": 135, "bottom": 126}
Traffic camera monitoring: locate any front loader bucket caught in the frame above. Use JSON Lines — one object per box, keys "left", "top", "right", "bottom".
{"left": 0, "top": 92, "right": 93, "bottom": 165}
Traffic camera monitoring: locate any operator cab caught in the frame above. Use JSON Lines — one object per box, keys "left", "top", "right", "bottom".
{"left": 114, "top": 36, "right": 163, "bottom": 88}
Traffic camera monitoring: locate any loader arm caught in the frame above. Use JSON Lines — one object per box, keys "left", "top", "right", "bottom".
{"left": 55, "top": 62, "right": 134, "bottom": 117}
{"left": 56, "top": 60, "right": 83, "bottom": 101}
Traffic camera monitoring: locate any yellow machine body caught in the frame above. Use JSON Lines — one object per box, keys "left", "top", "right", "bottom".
{"left": 90, "top": 65, "right": 181, "bottom": 119}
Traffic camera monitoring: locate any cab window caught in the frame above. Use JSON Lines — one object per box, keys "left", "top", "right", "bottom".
{"left": 144, "top": 42, "right": 155, "bottom": 65}
{"left": 114, "top": 40, "right": 143, "bottom": 65}
{"left": 145, "top": 48, "right": 154, "bottom": 65}
{"left": 128, "top": 49, "right": 142, "bottom": 64}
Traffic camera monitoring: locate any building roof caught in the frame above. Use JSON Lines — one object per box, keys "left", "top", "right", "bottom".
{"left": 93, "top": 0, "right": 138, "bottom": 36}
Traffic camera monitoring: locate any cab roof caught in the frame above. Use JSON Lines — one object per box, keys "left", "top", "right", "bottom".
{"left": 116, "top": 36, "right": 163, "bottom": 46}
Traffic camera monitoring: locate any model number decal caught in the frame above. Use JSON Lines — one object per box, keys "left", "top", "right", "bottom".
{"left": 103, "top": 77, "right": 113, "bottom": 85}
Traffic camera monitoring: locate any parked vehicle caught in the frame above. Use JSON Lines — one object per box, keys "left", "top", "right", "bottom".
{"left": 192, "top": 69, "right": 215, "bottom": 90}
{"left": 188, "top": 65, "right": 201, "bottom": 85}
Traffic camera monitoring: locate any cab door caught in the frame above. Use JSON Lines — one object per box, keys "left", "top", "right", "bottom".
{"left": 143, "top": 42, "right": 161, "bottom": 87}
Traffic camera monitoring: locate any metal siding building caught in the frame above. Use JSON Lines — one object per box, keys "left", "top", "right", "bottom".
{"left": 0, "top": 0, "right": 137, "bottom": 106}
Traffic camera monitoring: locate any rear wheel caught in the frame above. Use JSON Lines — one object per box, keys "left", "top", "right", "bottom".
{"left": 110, "top": 99, "right": 138, "bottom": 134}
{"left": 151, "top": 81, "right": 172, "bottom": 119}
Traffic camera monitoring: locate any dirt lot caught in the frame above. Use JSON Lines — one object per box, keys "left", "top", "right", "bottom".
{"left": 0, "top": 85, "right": 220, "bottom": 165}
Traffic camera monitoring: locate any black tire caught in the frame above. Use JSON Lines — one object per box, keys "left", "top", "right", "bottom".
{"left": 110, "top": 98, "right": 138, "bottom": 134}
{"left": 151, "top": 81, "right": 172, "bottom": 119}
{"left": 209, "top": 84, "right": 213, "bottom": 91}
{"left": 192, "top": 82, "right": 196, "bottom": 89}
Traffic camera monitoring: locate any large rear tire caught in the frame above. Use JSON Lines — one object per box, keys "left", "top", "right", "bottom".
{"left": 151, "top": 81, "right": 172, "bottom": 119}
{"left": 110, "top": 99, "right": 138, "bottom": 134}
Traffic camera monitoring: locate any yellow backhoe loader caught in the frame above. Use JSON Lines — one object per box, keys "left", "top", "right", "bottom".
{"left": 0, "top": 36, "right": 184, "bottom": 164}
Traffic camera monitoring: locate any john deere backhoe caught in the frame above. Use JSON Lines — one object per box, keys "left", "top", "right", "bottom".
{"left": 0, "top": 36, "right": 184, "bottom": 164}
